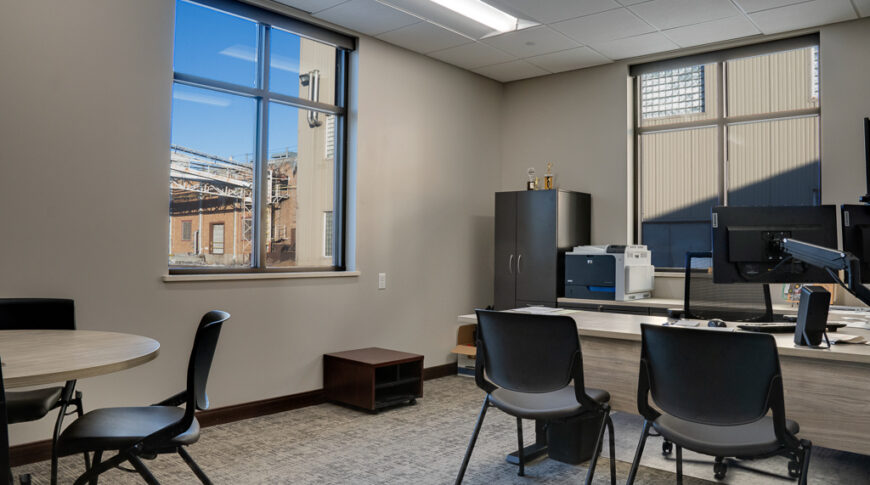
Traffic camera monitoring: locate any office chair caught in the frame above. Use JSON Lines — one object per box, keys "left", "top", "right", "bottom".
{"left": 55, "top": 310, "right": 230, "bottom": 485}
{"left": 455, "top": 310, "right": 616, "bottom": 485}
{"left": 0, "top": 298, "right": 88, "bottom": 485}
{"left": 626, "top": 324, "right": 812, "bottom": 485}
{"left": 0, "top": 356, "right": 32, "bottom": 485}
{"left": 683, "top": 251, "right": 773, "bottom": 322}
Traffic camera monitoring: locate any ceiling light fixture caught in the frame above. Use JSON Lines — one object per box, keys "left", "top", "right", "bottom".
{"left": 427, "top": 0, "right": 517, "bottom": 32}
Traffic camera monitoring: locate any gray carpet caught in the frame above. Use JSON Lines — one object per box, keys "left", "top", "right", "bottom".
{"left": 12, "top": 376, "right": 870, "bottom": 484}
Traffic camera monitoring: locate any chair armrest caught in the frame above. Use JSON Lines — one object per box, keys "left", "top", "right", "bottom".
{"left": 152, "top": 391, "right": 187, "bottom": 407}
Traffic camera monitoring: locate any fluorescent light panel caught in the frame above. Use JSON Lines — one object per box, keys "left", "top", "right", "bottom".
{"left": 427, "top": 0, "right": 517, "bottom": 32}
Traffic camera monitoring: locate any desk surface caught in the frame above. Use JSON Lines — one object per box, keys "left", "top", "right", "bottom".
{"left": 557, "top": 296, "right": 800, "bottom": 313}
{"left": 458, "top": 310, "right": 870, "bottom": 365}
{"left": 0, "top": 330, "right": 160, "bottom": 388}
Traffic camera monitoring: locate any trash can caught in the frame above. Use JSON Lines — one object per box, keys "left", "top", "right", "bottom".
{"left": 546, "top": 411, "right": 605, "bottom": 465}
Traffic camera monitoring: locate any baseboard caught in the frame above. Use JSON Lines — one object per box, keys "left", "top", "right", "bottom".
{"left": 10, "top": 363, "right": 457, "bottom": 467}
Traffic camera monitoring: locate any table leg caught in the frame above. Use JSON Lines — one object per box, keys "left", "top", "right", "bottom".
{"left": 506, "top": 419, "right": 548, "bottom": 465}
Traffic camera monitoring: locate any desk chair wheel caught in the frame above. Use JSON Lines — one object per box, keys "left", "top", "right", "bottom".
{"left": 788, "top": 459, "right": 801, "bottom": 478}
{"left": 713, "top": 457, "right": 727, "bottom": 480}
{"left": 19, "top": 474, "right": 31, "bottom": 485}
{"left": 662, "top": 441, "right": 673, "bottom": 456}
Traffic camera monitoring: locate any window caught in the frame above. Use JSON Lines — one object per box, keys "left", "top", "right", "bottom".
{"left": 323, "top": 211, "right": 333, "bottom": 258}
{"left": 168, "top": 0, "right": 352, "bottom": 272}
{"left": 634, "top": 36, "right": 821, "bottom": 268}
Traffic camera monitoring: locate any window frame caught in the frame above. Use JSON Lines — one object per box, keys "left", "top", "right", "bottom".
{"left": 632, "top": 35, "right": 821, "bottom": 270}
{"left": 169, "top": 0, "right": 353, "bottom": 275}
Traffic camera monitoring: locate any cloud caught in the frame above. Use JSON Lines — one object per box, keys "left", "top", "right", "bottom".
{"left": 219, "top": 44, "right": 299, "bottom": 73}
{"left": 173, "top": 89, "right": 231, "bottom": 107}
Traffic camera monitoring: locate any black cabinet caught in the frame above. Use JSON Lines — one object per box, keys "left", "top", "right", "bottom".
{"left": 494, "top": 190, "right": 590, "bottom": 310}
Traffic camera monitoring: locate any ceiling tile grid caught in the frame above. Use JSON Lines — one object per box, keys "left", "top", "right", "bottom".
{"left": 279, "top": 0, "right": 867, "bottom": 83}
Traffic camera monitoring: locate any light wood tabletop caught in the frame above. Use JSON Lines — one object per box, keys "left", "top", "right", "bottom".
{"left": 0, "top": 330, "right": 160, "bottom": 388}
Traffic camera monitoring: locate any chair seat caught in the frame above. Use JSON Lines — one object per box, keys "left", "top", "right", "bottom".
{"left": 652, "top": 414, "right": 800, "bottom": 457}
{"left": 6, "top": 387, "right": 63, "bottom": 424}
{"left": 489, "top": 386, "right": 610, "bottom": 420}
{"left": 57, "top": 406, "right": 200, "bottom": 456}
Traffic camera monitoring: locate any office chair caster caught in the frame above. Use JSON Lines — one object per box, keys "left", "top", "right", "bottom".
{"left": 713, "top": 457, "right": 727, "bottom": 480}
{"left": 788, "top": 459, "right": 801, "bottom": 478}
{"left": 662, "top": 441, "right": 673, "bottom": 456}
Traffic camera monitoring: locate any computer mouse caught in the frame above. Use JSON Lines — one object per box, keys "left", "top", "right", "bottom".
{"left": 708, "top": 319, "right": 727, "bottom": 328}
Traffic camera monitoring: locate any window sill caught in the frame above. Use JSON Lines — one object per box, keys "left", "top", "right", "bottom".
{"left": 162, "top": 270, "right": 360, "bottom": 283}
{"left": 654, "top": 271, "right": 685, "bottom": 278}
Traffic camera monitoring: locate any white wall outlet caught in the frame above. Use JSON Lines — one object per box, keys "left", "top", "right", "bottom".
{"left": 378, "top": 272, "right": 386, "bottom": 290}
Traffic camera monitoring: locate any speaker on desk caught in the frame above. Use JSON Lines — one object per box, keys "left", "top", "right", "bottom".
{"left": 794, "top": 286, "right": 831, "bottom": 347}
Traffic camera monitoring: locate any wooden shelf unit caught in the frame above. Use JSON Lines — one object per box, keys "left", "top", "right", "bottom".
{"left": 324, "top": 347, "right": 423, "bottom": 412}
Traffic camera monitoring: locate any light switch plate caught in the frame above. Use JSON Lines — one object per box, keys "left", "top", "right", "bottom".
{"left": 378, "top": 273, "right": 386, "bottom": 290}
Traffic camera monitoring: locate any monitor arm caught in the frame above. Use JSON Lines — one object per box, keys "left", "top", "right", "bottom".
{"left": 781, "top": 238, "right": 870, "bottom": 307}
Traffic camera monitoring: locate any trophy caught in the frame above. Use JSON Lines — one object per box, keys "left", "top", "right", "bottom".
{"left": 527, "top": 168, "right": 539, "bottom": 190}
{"left": 544, "top": 162, "right": 554, "bottom": 190}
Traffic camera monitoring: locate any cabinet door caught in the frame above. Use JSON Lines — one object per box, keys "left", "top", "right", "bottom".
{"left": 494, "top": 192, "right": 517, "bottom": 310}
{"left": 516, "top": 191, "right": 557, "bottom": 304}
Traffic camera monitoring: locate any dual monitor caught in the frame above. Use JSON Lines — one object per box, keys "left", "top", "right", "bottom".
{"left": 712, "top": 204, "right": 870, "bottom": 284}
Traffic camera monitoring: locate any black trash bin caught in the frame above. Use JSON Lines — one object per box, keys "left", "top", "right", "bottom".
{"left": 547, "top": 411, "right": 606, "bottom": 465}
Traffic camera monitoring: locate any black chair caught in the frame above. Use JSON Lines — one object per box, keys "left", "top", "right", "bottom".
{"left": 682, "top": 251, "right": 773, "bottom": 322}
{"left": 0, "top": 357, "right": 32, "bottom": 485}
{"left": 55, "top": 310, "right": 230, "bottom": 485}
{"left": 626, "top": 324, "right": 812, "bottom": 484}
{"left": 455, "top": 310, "right": 616, "bottom": 485}
{"left": 0, "top": 298, "right": 88, "bottom": 485}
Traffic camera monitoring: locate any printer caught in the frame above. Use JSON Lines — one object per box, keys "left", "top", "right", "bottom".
{"left": 565, "top": 245, "right": 655, "bottom": 301}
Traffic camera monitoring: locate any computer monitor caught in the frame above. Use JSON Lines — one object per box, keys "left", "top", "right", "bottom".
{"left": 712, "top": 205, "right": 837, "bottom": 283}
{"left": 841, "top": 204, "right": 870, "bottom": 283}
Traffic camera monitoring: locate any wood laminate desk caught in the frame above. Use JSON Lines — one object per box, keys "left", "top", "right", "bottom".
{"left": 457, "top": 311, "right": 870, "bottom": 455}
{"left": 0, "top": 330, "right": 160, "bottom": 388}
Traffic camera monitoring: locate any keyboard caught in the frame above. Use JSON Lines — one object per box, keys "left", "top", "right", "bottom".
{"left": 738, "top": 322, "right": 847, "bottom": 333}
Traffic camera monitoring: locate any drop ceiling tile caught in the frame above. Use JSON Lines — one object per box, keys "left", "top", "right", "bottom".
{"left": 376, "top": 22, "right": 470, "bottom": 54}
{"left": 664, "top": 15, "right": 761, "bottom": 48}
{"left": 526, "top": 47, "right": 612, "bottom": 73}
{"left": 731, "top": 0, "right": 808, "bottom": 13}
{"left": 629, "top": 0, "right": 741, "bottom": 29}
{"left": 428, "top": 42, "right": 516, "bottom": 69}
{"left": 313, "top": 0, "right": 419, "bottom": 36}
{"left": 472, "top": 60, "right": 549, "bottom": 82}
{"left": 552, "top": 8, "right": 655, "bottom": 44}
{"left": 273, "top": 0, "right": 348, "bottom": 14}
{"left": 588, "top": 31, "right": 679, "bottom": 59}
{"left": 852, "top": 0, "right": 870, "bottom": 16}
{"left": 616, "top": 0, "right": 652, "bottom": 5}
{"left": 482, "top": 26, "right": 580, "bottom": 58}
{"left": 749, "top": 0, "right": 856, "bottom": 34}
{"left": 488, "top": 0, "right": 621, "bottom": 24}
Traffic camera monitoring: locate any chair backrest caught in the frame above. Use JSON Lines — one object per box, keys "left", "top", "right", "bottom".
{"left": 144, "top": 310, "right": 229, "bottom": 448}
{"left": 640, "top": 324, "right": 781, "bottom": 426}
{"left": 0, "top": 356, "right": 10, "bottom": 483}
{"left": 683, "top": 252, "right": 773, "bottom": 322}
{"left": 0, "top": 298, "right": 75, "bottom": 330}
{"left": 475, "top": 309, "right": 579, "bottom": 394}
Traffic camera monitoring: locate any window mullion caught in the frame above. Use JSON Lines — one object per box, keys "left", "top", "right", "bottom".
{"left": 254, "top": 24, "right": 270, "bottom": 269}
{"left": 718, "top": 60, "right": 727, "bottom": 207}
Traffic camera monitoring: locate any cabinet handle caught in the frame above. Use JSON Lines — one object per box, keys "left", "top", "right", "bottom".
{"left": 517, "top": 254, "right": 523, "bottom": 274}
{"left": 508, "top": 254, "right": 514, "bottom": 275}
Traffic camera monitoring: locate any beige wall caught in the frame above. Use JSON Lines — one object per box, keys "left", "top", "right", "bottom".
{"left": 0, "top": 0, "right": 502, "bottom": 444}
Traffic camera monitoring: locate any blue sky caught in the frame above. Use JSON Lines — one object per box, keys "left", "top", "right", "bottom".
{"left": 171, "top": 0, "right": 302, "bottom": 161}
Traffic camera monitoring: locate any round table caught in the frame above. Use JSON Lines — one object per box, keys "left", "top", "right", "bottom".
{"left": 0, "top": 330, "right": 160, "bottom": 388}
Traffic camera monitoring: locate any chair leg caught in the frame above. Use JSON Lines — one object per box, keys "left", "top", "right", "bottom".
{"left": 71, "top": 392, "right": 91, "bottom": 472}
{"left": 626, "top": 420, "right": 651, "bottom": 485}
{"left": 606, "top": 415, "right": 616, "bottom": 485}
{"left": 127, "top": 454, "right": 161, "bottom": 485}
{"left": 798, "top": 440, "right": 812, "bottom": 485}
{"left": 515, "top": 417, "right": 525, "bottom": 477}
{"left": 676, "top": 445, "right": 683, "bottom": 485}
{"left": 73, "top": 452, "right": 127, "bottom": 485}
{"left": 177, "top": 447, "right": 213, "bottom": 485}
{"left": 455, "top": 397, "right": 490, "bottom": 485}
{"left": 89, "top": 451, "right": 102, "bottom": 485}
{"left": 583, "top": 409, "right": 609, "bottom": 485}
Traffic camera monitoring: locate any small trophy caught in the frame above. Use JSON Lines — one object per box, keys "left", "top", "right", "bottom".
{"left": 544, "top": 162, "right": 554, "bottom": 190}
{"left": 526, "top": 168, "right": 537, "bottom": 190}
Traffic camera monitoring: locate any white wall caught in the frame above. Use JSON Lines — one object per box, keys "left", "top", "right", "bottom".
{"left": 0, "top": 0, "right": 502, "bottom": 444}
